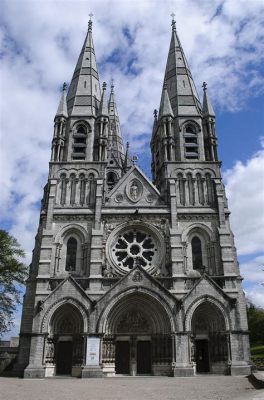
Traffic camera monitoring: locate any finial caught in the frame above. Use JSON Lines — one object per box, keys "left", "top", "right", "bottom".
{"left": 111, "top": 78, "right": 114, "bottom": 93}
{"left": 163, "top": 82, "right": 168, "bottom": 90}
{"left": 202, "top": 82, "right": 207, "bottom": 91}
{"left": 154, "top": 109, "right": 158, "bottom": 119}
{"left": 102, "top": 81, "right": 107, "bottom": 90}
{"left": 171, "top": 13, "right": 176, "bottom": 31}
{"left": 126, "top": 142, "right": 129, "bottom": 151}
{"left": 62, "top": 82, "right": 67, "bottom": 91}
{"left": 88, "top": 13, "right": 93, "bottom": 31}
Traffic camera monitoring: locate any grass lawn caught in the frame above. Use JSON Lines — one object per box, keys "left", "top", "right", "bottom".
{"left": 251, "top": 345, "right": 264, "bottom": 359}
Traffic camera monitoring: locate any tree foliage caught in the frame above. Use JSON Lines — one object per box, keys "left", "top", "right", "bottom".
{"left": 0, "top": 230, "right": 28, "bottom": 335}
{"left": 247, "top": 303, "right": 264, "bottom": 345}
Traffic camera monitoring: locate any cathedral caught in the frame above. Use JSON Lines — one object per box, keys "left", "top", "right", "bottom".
{"left": 16, "top": 18, "right": 251, "bottom": 378}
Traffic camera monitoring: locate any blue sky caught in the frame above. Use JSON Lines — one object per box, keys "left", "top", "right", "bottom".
{"left": 0, "top": 0, "right": 264, "bottom": 339}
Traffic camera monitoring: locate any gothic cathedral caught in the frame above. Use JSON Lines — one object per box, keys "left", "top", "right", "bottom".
{"left": 16, "top": 19, "right": 251, "bottom": 378}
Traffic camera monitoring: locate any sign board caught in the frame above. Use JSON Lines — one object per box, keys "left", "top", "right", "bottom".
{"left": 86, "top": 337, "right": 100, "bottom": 366}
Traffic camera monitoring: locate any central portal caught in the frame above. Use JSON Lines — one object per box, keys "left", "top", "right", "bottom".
{"left": 102, "top": 292, "right": 173, "bottom": 376}
{"left": 115, "top": 338, "right": 151, "bottom": 375}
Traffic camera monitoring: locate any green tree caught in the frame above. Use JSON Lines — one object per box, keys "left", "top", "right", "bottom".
{"left": 247, "top": 303, "right": 264, "bottom": 345}
{"left": 0, "top": 230, "right": 28, "bottom": 335}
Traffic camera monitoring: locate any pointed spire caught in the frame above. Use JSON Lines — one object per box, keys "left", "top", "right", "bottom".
{"left": 55, "top": 82, "right": 68, "bottom": 118}
{"left": 202, "top": 82, "right": 215, "bottom": 117}
{"left": 98, "top": 82, "right": 108, "bottom": 116}
{"left": 158, "top": 83, "right": 174, "bottom": 119}
{"left": 161, "top": 16, "right": 202, "bottom": 117}
{"left": 67, "top": 17, "right": 101, "bottom": 116}
{"left": 122, "top": 141, "right": 130, "bottom": 173}
{"left": 151, "top": 109, "right": 158, "bottom": 142}
{"left": 108, "top": 82, "right": 119, "bottom": 117}
{"left": 107, "top": 82, "right": 125, "bottom": 162}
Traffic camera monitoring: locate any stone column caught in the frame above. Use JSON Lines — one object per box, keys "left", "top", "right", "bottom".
{"left": 172, "top": 333, "right": 194, "bottom": 377}
{"left": 23, "top": 335, "right": 46, "bottom": 378}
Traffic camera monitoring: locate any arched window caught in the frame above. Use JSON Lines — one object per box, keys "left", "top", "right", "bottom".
{"left": 60, "top": 173, "right": 67, "bottom": 205}
{"left": 205, "top": 173, "right": 215, "bottom": 205}
{"left": 196, "top": 173, "right": 205, "bottom": 205}
{"left": 106, "top": 171, "right": 117, "bottom": 191}
{"left": 66, "top": 237, "right": 77, "bottom": 271}
{"left": 87, "top": 173, "right": 96, "bottom": 206}
{"left": 177, "top": 173, "right": 185, "bottom": 205}
{"left": 187, "top": 173, "right": 195, "bottom": 205}
{"left": 79, "top": 173, "right": 86, "bottom": 206}
{"left": 192, "top": 236, "right": 203, "bottom": 270}
{"left": 184, "top": 124, "right": 199, "bottom": 159}
{"left": 69, "top": 173, "right": 76, "bottom": 205}
{"left": 72, "top": 124, "right": 87, "bottom": 160}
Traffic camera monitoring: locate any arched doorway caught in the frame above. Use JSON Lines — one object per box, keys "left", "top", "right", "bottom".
{"left": 191, "top": 302, "right": 229, "bottom": 374}
{"left": 45, "top": 304, "right": 84, "bottom": 376}
{"left": 101, "top": 292, "right": 173, "bottom": 376}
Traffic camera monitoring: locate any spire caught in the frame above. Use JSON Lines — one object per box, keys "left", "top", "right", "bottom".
{"left": 67, "top": 16, "right": 101, "bottom": 116}
{"left": 161, "top": 15, "right": 202, "bottom": 117}
{"left": 98, "top": 82, "right": 108, "bottom": 116}
{"left": 202, "top": 82, "right": 215, "bottom": 117}
{"left": 158, "top": 83, "right": 174, "bottom": 119}
{"left": 55, "top": 82, "right": 68, "bottom": 118}
{"left": 107, "top": 82, "right": 125, "bottom": 162}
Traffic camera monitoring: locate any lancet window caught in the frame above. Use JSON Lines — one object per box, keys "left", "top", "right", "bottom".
{"left": 60, "top": 173, "right": 67, "bottom": 205}
{"left": 87, "top": 173, "right": 96, "bottom": 206}
{"left": 66, "top": 237, "right": 77, "bottom": 271}
{"left": 106, "top": 171, "right": 117, "bottom": 191}
{"left": 191, "top": 236, "right": 203, "bottom": 270}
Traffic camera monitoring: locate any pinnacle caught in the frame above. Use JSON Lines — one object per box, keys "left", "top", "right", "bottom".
{"left": 202, "top": 82, "right": 215, "bottom": 117}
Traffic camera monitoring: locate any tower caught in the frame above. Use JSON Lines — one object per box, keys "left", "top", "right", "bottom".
{"left": 16, "top": 18, "right": 251, "bottom": 378}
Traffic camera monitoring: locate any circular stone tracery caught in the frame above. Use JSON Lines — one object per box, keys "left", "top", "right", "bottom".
{"left": 109, "top": 227, "right": 161, "bottom": 274}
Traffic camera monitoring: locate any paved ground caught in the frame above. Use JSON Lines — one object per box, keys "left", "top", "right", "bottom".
{"left": 1, "top": 376, "right": 264, "bottom": 400}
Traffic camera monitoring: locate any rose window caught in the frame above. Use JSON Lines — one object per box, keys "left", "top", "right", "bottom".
{"left": 111, "top": 229, "right": 160, "bottom": 273}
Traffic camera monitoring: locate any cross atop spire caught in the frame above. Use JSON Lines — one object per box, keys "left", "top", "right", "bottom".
{"left": 111, "top": 79, "right": 114, "bottom": 94}
{"left": 202, "top": 81, "right": 208, "bottom": 91}
{"left": 88, "top": 13, "right": 93, "bottom": 31}
{"left": 171, "top": 13, "right": 176, "bottom": 31}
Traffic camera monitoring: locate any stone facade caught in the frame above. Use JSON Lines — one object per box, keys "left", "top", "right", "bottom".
{"left": 15, "top": 19, "right": 251, "bottom": 378}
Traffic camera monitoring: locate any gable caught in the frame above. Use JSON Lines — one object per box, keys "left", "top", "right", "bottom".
{"left": 105, "top": 166, "right": 163, "bottom": 207}
{"left": 182, "top": 275, "right": 234, "bottom": 311}
{"left": 96, "top": 266, "right": 177, "bottom": 311}
{"left": 40, "top": 276, "right": 92, "bottom": 310}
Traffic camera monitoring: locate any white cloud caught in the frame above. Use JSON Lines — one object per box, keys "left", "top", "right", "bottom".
{"left": 224, "top": 139, "right": 264, "bottom": 256}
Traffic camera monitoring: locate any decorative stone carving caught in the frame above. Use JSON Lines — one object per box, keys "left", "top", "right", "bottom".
{"left": 146, "top": 194, "right": 155, "bottom": 203}
{"left": 132, "top": 270, "right": 143, "bottom": 282}
{"left": 126, "top": 179, "right": 143, "bottom": 203}
{"left": 115, "top": 193, "right": 123, "bottom": 203}
{"left": 117, "top": 309, "right": 150, "bottom": 333}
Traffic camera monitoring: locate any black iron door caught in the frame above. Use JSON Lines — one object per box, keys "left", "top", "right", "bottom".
{"left": 137, "top": 341, "right": 151, "bottom": 374}
{"left": 56, "top": 341, "right": 73, "bottom": 375}
{"left": 195, "top": 339, "right": 209, "bottom": 373}
{"left": 115, "top": 341, "right": 130, "bottom": 374}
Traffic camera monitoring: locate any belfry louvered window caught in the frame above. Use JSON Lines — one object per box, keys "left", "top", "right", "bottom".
{"left": 72, "top": 125, "right": 87, "bottom": 160}
{"left": 184, "top": 124, "right": 199, "bottom": 159}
